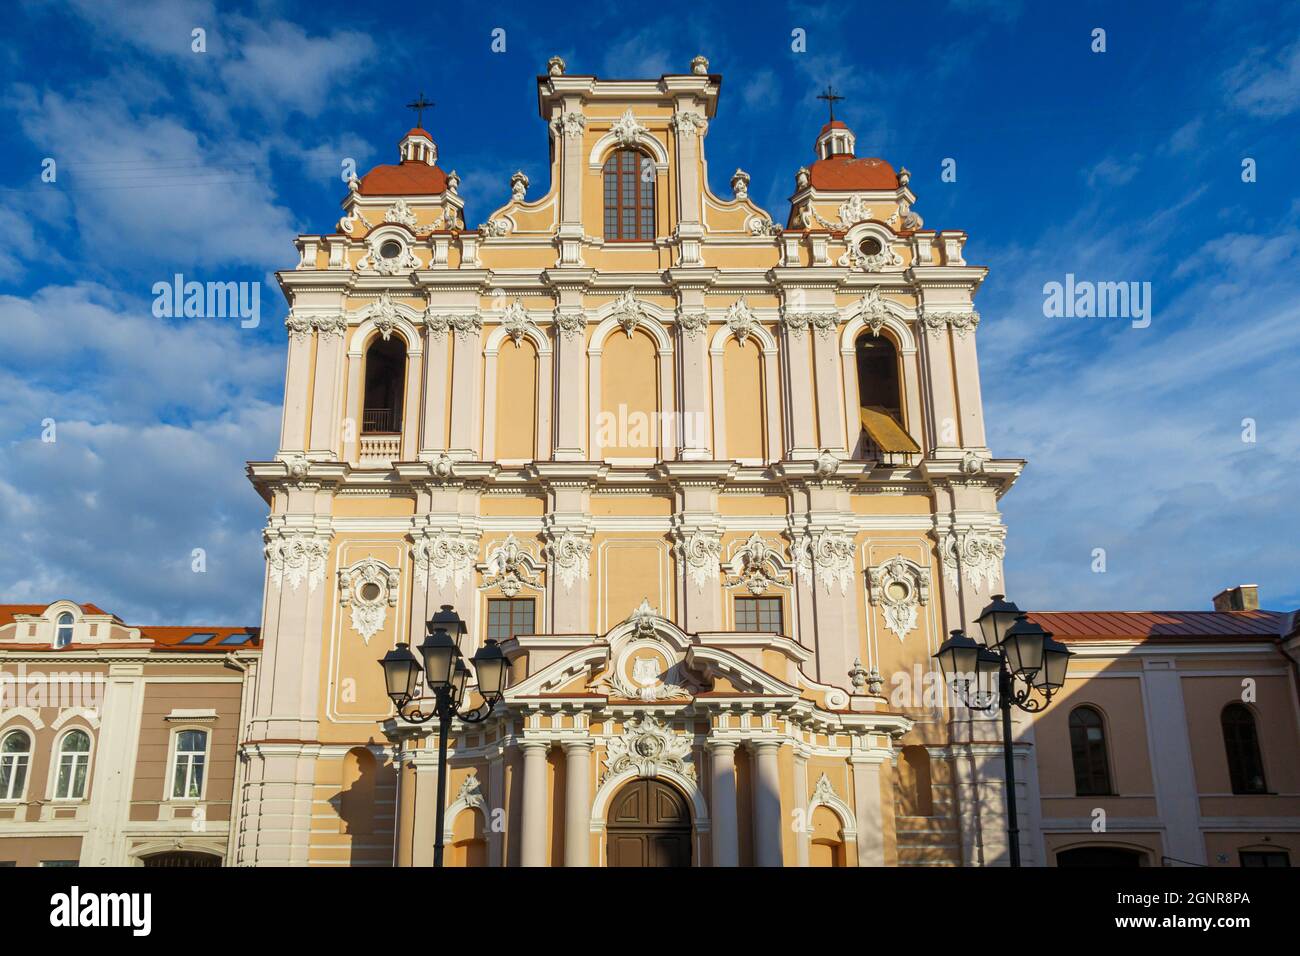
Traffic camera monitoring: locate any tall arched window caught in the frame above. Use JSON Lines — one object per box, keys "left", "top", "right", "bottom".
{"left": 0, "top": 730, "right": 32, "bottom": 800}
{"left": 170, "top": 730, "right": 208, "bottom": 799}
{"left": 1069, "top": 706, "right": 1113, "bottom": 796}
{"left": 54, "top": 612, "right": 74, "bottom": 649}
{"left": 855, "top": 332, "right": 916, "bottom": 461}
{"left": 1221, "top": 704, "right": 1267, "bottom": 794}
{"left": 362, "top": 336, "right": 406, "bottom": 434}
{"left": 54, "top": 730, "right": 91, "bottom": 800}
{"left": 603, "top": 149, "right": 654, "bottom": 241}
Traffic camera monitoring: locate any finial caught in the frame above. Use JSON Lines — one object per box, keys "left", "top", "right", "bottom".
{"left": 406, "top": 91, "right": 434, "bottom": 128}
{"left": 816, "top": 84, "right": 844, "bottom": 124}
{"left": 547, "top": 56, "right": 566, "bottom": 76}
{"left": 691, "top": 55, "right": 709, "bottom": 75}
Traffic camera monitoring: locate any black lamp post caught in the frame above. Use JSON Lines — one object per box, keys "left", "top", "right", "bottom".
{"left": 377, "top": 604, "right": 510, "bottom": 867}
{"left": 933, "top": 594, "right": 1072, "bottom": 867}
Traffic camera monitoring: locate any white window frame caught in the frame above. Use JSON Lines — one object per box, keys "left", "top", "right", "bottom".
{"left": 166, "top": 727, "right": 210, "bottom": 801}
{"left": 50, "top": 728, "right": 93, "bottom": 801}
{"left": 54, "top": 612, "right": 74, "bottom": 649}
{"left": 0, "top": 728, "right": 33, "bottom": 802}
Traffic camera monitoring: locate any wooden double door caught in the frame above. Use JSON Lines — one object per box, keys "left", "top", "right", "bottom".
{"left": 606, "top": 778, "right": 692, "bottom": 867}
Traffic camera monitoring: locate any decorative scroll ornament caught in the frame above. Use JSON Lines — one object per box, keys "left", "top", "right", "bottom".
{"left": 610, "top": 108, "right": 649, "bottom": 148}
{"left": 781, "top": 309, "right": 841, "bottom": 339}
{"left": 812, "top": 773, "right": 839, "bottom": 806}
{"left": 337, "top": 205, "right": 372, "bottom": 236}
{"left": 424, "top": 309, "right": 482, "bottom": 342}
{"left": 725, "top": 297, "right": 757, "bottom": 347}
{"left": 551, "top": 110, "right": 586, "bottom": 140}
{"left": 312, "top": 312, "right": 348, "bottom": 339}
{"left": 500, "top": 300, "right": 535, "bottom": 346}
{"left": 939, "top": 531, "right": 1005, "bottom": 594}
{"left": 627, "top": 598, "right": 663, "bottom": 638}
{"left": 264, "top": 530, "right": 329, "bottom": 592}
{"left": 676, "top": 310, "right": 708, "bottom": 340}
{"left": 866, "top": 556, "right": 932, "bottom": 641}
{"left": 544, "top": 530, "right": 592, "bottom": 591}
{"left": 285, "top": 312, "right": 313, "bottom": 342}
{"left": 383, "top": 199, "right": 418, "bottom": 229}
{"left": 674, "top": 529, "right": 722, "bottom": 591}
{"left": 412, "top": 531, "right": 479, "bottom": 590}
{"left": 610, "top": 290, "right": 647, "bottom": 338}
{"left": 794, "top": 531, "right": 856, "bottom": 594}
{"left": 554, "top": 309, "right": 587, "bottom": 341}
{"left": 481, "top": 534, "right": 542, "bottom": 597}
{"left": 362, "top": 235, "right": 420, "bottom": 275}
{"left": 856, "top": 288, "right": 891, "bottom": 337}
{"left": 814, "top": 449, "right": 840, "bottom": 479}
{"left": 723, "top": 533, "right": 792, "bottom": 595}
{"left": 603, "top": 714, "right": 696, "bottom": 784}
{"left": 839, "top": 238, "right": 903, "bottom": 273}
{"left": 478, "top": 217, "right": 512, "bottom": 238}
{"left": 608, "top": 660, "right": 690, "bottom": 702}
{"left": 365, "top": 291, "right": 400, "bottom": 341}
{"left": 338, "top": 557, "right": 401, "bottom": 644}
{"left": 454, "top": 772, "right": 484, "bottom": 810}
{"left": 670, "top": 109, "right": 708, "bottom": 139}
{"left": 923, "top": 310, "right": 981, "bottom": 338}
{"left": 747, "top": 216, "right": 782, "bottom": 236}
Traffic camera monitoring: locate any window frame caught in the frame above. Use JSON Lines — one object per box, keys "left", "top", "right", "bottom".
{"left": 1239, "top": 849, "right": 1290, "bottom": 867}
{"left": 0, "top": 728, "right": 33, "bottom": 802}
{"left": 602, "top": 148, "right": 656, "bottom": 242}
{"left": 1068, "top": 705, "right": 1114, "bottom": 797}
{"left": 733, "top": 596, "right": 785, "bottom": 636}
{"left": 485, "top": 598, "right": 536, "bottom": 643}
{"left": 167, "top": 727, "right": 210, "bottom": 801}
{"left": 1221, "top": 703, "right": 1269, "bottom": 795}
{"left": 51, "top": 728, "right": 93, "bottom": 802}
{"left": 54, "top": 612, "right": 74, "bottom": 649}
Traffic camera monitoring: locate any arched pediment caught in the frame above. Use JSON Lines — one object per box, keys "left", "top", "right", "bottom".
{"left": 586, "top": 110, "right": 671, "bottom": 171}
{"left": 840, "top": 289, "right": 916, "bottom": 354}
{"left": 588, "top": 292, "right": 674, "bottom": 353}
{"left": 346, "top": 291, "right": 424, "bottom": 355}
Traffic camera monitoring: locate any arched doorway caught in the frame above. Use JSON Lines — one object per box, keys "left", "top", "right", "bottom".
{"left": 1056, "top": 846, "right": 1146, "bottom": 867}
{"left": 606, "top": 778, "right": 691, "bottom": 867}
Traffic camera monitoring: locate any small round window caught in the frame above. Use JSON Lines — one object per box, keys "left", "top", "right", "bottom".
{"left": 379, "top": 239, "right": 403, "bottom": 260}
{"left": 858, "top": 236, "right": 883, "bottom": 257}
{"left": 359, "top": 582, "right": 382, "bottom": 602}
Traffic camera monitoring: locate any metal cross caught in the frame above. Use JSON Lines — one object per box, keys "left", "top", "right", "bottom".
{"left": 406, "top": 92, "right": 434, "bottom": 127}
{"left": 817, "top": 84, "right": 844, "bottom": 124}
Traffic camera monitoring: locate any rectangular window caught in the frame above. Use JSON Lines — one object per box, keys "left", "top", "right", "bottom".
{"left": 735, "top": 597, "right": 783, "bottom": 635}
{"left": 40, "top": 860, "right": 77, "bottom": 867}
{"left": 171, "top": 730, "right": 208, "bottom": 799}
{"left": 1240, "top": 850, "right": 1290, "bottom": 867}
{"left": 486, "top": 599, "right": 535, "bottom": 642}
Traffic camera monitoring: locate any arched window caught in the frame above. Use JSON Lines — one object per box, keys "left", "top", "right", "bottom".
{"left": 54, "top": 730, "right": 91, "bottom": 800}
{"left": 855, "top": 332, "right": 916, "bottom": 462}
{"left": 1221, "top": 704, "right": 1267, "bottom": 794}
{"left": 898, "top": 745, "right": 934, "bottom": 816}
{"left": 0, "top": 730, "right": 32, "bottom": 800}
{"left": 1069, "top": 706, "right": 1113, "bottom": 796}
{"left": 170, "top": 730, "right": 208, "bottom": 799}
{"left": 54, "top": 612, "right": 74, "bottom": 649}
{"left": 362, "top": 336, "right": 406, "bottom": 434}
{"left": 603, "top": 149, "right": 654, "bottom": 241}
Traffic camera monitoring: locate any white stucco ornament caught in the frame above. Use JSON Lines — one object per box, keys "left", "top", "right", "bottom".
{"left": 603, "top": 714, "right": 696, "bottom": 784}
{"left": 412, "top": 532, "right": 478, "bottom": 590}
{"left": 338, "top": 557, "right": 400, "bottom": 644}
{"left": 867, "top": 556, "right": 932, "bottom": 641}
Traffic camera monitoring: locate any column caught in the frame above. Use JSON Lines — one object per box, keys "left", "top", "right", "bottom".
{"left": 280, "top": 331, "right": 313, "bottom": 453}
{"left": 851, "top": 754, "right": 886, "bottom": 866}
{"left": 80, "top": 664, "right": 145, "bottom": 865}
{"left": 751, "top": 740, "right": 783, "bottom": 867}
{"left": 308, "top": 327, "right": 346, "bottom": 456}
{"left": 562, "top": 740, "right": 593, "bottom": 867}
{"left": 1142, "top": 659, "right": 1206, "bottom": 865}
{"left": 708, "top": 741, "right": 739, "bottom": 867}
{"left": 520, "top": 740, "right": 550, "bottom": 867}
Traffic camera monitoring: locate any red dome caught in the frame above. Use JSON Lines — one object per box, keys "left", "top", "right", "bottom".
{"left": 808, "top": 155, "right": 897, "bottom": 191}
{"left": 357, "top": 161, "right": 448, "bottom": 196}
{"left": 819, "top": 120, "right": 849, "bottom": 134}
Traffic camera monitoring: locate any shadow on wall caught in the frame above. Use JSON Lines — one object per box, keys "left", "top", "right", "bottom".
{"left": 329, "top": 744, "right": 378, "bottom": 865}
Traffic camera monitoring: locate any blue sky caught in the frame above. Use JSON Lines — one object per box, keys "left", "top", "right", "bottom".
{"left": 1, "top": 0, "right": 1297, "bottom": 625}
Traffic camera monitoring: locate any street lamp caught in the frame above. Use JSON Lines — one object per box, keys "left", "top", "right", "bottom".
{"left": 933, "top": 594, "right": 1071, "bottom": 867}
{"left": 377, "top": 604, "right": 510, "bottom": 866}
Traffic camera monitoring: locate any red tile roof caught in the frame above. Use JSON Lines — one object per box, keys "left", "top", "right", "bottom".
{"left": 357, "top": 161, "right": 448, "bottom": 196}
{"left": 1028, "top": 610, "right": 1284, "bottom": 643}
{"left": 402, "top": 127, "right": 433, "bottom": 140}
{"left": 809, "top": 154, "right": 897, "bottom": 191}
{"left": 0, "top": 603, "right": 114, "bottom": 625}
{"left": 0, "top": 604, "right": 257, "bottom": 654}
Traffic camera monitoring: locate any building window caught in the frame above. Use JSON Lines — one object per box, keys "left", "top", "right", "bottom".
{"left": 856, "top": 333, "right": 903, "bottom": 424}
{"left": 486, "top": 598, "right": 535, "bottom": 642}
{"left": 1240, "top": 850, "right": 1290, "bottom": 867}
{"left": 1221, "top": 704, "right": 1267, "bottom": 794}
{"left": 40, "top": 860, "right": 78, "bottom": 867}
{"left": 734, "top": 596, "right": 783, "bottom": 635}
{"left": 54, "top": 612, "right": 74, "bottom": 649}
{"left": 361, "top": 336, "right": 406, "bottom": 434}
{"left": 0, "top": 730, "right": 32, "bottom": 800}
{"left": 171, "top": 730, "right": 208, "bottom": 799}
{"left": 602, "top": 148, "right": 654, "bottom": 241}
{"left": 1068, "top": 706, "right": 1113, "bottom": 796}
{"left": 54, "top": 730, "right": 91, "bottom": 800}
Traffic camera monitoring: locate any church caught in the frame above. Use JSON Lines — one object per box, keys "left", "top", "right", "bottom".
{"left": 226, "top": 58, "right": 1300, "bottom": 867}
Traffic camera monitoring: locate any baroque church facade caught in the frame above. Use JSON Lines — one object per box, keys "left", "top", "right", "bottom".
{"left": 236, "top": 58, "right": 1100, "bottom": 866}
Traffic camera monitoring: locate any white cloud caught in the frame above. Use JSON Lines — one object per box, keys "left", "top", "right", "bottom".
{"left": 1224, "top": 39, "right": 1300, "bottom": 118}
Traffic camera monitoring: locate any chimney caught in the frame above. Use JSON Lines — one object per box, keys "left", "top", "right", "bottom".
{"left": 1212, "top": 584, "right": 1260, "bottom": 612}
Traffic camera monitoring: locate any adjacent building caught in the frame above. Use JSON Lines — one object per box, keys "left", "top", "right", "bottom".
{"left": 0, "top": 601, "right": 259, "bottom": 866}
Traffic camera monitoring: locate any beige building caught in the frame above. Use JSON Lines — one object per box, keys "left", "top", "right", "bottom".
{"left": 215, "top": 58, "right": 1300, "bottom": 867}
{"left": 0, "top": 602, "right": 259, "bottom": 866}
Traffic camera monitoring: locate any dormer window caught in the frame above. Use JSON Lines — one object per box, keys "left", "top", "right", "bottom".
{"left": 54, "top": 612, "right": 74, "bottom": 649}
{"left": 603, "top": 149, "right": 655, "bottom": 241}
